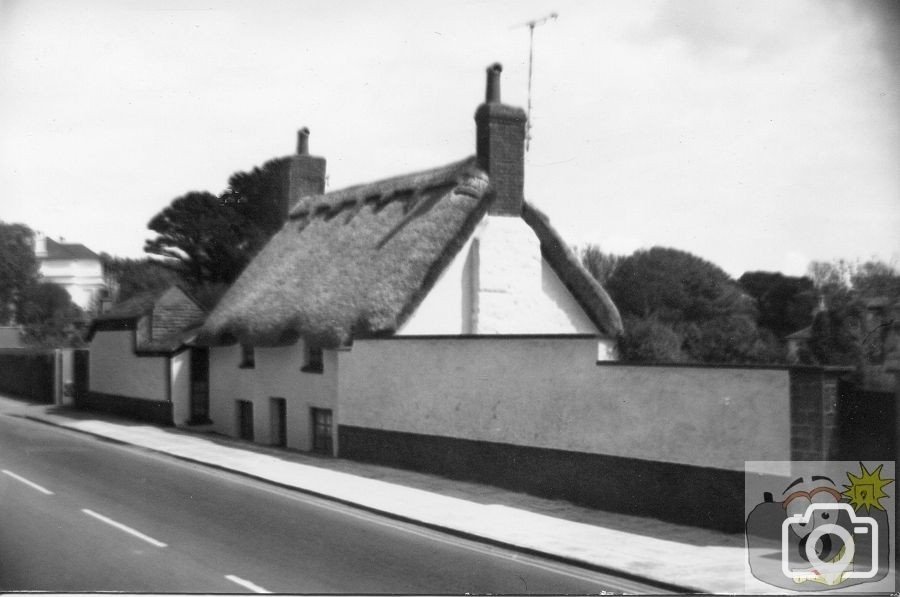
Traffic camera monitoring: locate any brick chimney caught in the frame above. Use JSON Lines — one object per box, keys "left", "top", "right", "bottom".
{"left": 474, "top": 63, "right": 527, "bottom": 217}
{"left": 275, "top": 127, "right": 326, "bottom": 227}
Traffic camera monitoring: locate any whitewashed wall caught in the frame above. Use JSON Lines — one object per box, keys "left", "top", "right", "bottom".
{"left": 399, "top": 216, "right": 601, "bottom": 336}
{"left": 89, "top": 329, "right": 167, "bottom": 401}
{"left": 207, "top": 341, "right": 339, "bottom": 450}
{"left": 170, "top": 350, "right": 191, "bottom": 425}
{"left": 338, "top": 337, "right": 792, "bottom": 472}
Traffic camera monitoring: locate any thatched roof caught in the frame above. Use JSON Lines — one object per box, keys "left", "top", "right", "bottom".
{"left": 197, "top": 156, "right": 622, "bottom": 348}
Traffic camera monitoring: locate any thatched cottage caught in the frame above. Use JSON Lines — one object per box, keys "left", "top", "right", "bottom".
{"left": 193, "top": 64, "right": 622, "bottom": 453}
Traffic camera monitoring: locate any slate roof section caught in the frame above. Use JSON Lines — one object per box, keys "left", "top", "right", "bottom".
{"left": 43, "top": 238, "right": 100, "bottom": 261}
{"left": 197, "top": 156, "right": 623, "bottom": 348}
{"left": 88, "top": 286, "right": 206, "bottom": 354}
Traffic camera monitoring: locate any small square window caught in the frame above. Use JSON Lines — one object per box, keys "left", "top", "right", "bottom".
{"left": 239, "top": 344, "right": 255, "bottom": 368}
{"left": 302, "top": 344, "right": 323, "bottom": 373}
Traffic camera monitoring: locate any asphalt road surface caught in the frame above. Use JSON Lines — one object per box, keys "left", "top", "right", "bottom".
{"left": 0, "top": 409, "right": 662, "bottom": 593}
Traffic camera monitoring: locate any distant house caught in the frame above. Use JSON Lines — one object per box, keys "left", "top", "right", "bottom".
{"left": 194, "top": 63, "right": 622, "bottom": 451}
{"left": 0, "top": 326, "right": 25, "bottom": 349}
{"left": 84, "top": 286, "right": 206, "bottom": 425}
{"left": 785, "top": 325, "right": 813, "bottom": 363}
{"left": 34, "top": 233, "right": 106, "bottom": 311}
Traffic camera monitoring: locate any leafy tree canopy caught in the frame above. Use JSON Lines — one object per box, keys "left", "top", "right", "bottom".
{"left": 603, "top": 247, "right": 776, "bottom": 364}
{"left": 100, "top": 254, "right": 181, "bottom": 304}
{"left": 0, "top": 221, "right": 39, "bottom": 324}
{"left": 738, "top": 271, "right": 817, "bottom": 340}
{"left": 803, "top": 259, "right": 900, "bottom": 369}
{"left": 144, "top": 191, "right": 266, "bottom": 286}
{"left": 220, "top": 157, "right": 289, "bottom": 237}
{"left": 18, "top": 282, "right": 86, "bottom": 348}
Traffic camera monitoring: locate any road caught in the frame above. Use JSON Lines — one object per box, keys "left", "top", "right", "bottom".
{"left": 0, "top": 408, "right": 661, "bottom": 593}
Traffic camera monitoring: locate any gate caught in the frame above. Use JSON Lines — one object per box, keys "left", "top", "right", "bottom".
{"left": 73, "top": 349, "right": 90, "bottom": 407}
{"left": 834, "top": 382, "right": 895, "bottom": 461}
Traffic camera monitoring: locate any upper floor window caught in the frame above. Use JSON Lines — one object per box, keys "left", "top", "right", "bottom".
{"left": 302, "top": 344, "right": 323, "bottom": 373}
{"left": 240, "top": 344, "right": 255, "bottom": 369}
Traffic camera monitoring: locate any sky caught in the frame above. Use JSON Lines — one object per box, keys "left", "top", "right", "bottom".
{"left": 1, "top": 0, "right": 898, "bottom": 279}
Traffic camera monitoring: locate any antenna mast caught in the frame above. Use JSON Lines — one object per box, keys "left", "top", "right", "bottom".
{"left": 516, "top": 12, "right": 558, "bottom": 151}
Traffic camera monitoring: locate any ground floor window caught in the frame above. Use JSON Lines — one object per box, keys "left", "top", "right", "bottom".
{"left": 311, "top": 407, "right": 333, "bottom": 455}
{"left": 237, "top": 400, "right": 254, "bottom": 441}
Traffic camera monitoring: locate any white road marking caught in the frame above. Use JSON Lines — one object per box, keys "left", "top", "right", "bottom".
{"left": 225, "top": 574, "right": 271, "bottom": 593}
{"left": 18, "top": 425, "right": 654, "bottom": 591}
{"left": 2, "top": 469, "right": 54, "bottom": 495}
{"left": 194, "top": 469, "right": 643, "bottom": 589}
{"left": 81, "top": 509, "right": 168, "bottom": 547}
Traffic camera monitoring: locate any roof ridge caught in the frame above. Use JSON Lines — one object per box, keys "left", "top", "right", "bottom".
{"left": 289, "top": 156, "right": 481, "bottom": 219}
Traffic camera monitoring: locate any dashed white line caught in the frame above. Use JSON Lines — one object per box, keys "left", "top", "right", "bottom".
{"left": 2, "top": 469, "right": 54, "bottom": 495}
{"left": 81, "top": 508, "right": 168, "bottom": 547}
{"left": 225, "top": 574, "right": 271, "bottom": 593}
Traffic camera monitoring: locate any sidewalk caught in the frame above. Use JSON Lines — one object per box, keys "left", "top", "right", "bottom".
{"left": 2, "top": 397, "right": 765, "bottom": 594}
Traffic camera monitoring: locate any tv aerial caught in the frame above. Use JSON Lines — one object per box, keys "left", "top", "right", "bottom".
{"left": 514, "top": 12, "right": 558, "bottom": 151}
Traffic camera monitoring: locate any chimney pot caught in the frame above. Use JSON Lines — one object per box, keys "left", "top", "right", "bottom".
{"left": 297, "top": 127, "right": 310, "bottom": 155}
{"left": 485, "top": 63, "right": 503, "bottom": 103}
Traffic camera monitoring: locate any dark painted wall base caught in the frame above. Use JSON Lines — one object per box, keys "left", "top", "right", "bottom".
{"left": 338, "top": 425, "right": 745, "bottom": 533}
{"left": 77, "top": 391, "right": 173, "bottom": 426}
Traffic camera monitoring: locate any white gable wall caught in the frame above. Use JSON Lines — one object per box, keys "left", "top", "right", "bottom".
{"left": 398, "top": 215, "right": 600, "bottom": 336}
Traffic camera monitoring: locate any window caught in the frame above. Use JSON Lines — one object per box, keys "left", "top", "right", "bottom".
{"left": 302, "top": 344, "right": 323, "bottom": 373}
{"left": 311, "top": 408, "right": 333, "bottom": 455}
{"left": 240, "top": 344, "right": 255, "bottom": 368}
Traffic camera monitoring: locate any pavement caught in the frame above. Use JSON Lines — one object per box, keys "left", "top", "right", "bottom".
{"left": 2, "top": 396, "right": 775, "bottom": 594}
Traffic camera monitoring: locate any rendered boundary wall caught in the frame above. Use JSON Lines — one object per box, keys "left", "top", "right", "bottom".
{"left": 0, "top": 349, "right": 55, "bottom": 402}
{"left": 78, "top": 390, "right": 173, "bottom": 426}
{"left": 337, "top": 337, "right": 799, "bottom": 532}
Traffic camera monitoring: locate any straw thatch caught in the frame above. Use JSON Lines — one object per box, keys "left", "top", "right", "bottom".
{"left": 521, "top": 203, "right": 623, "bottom": 337}
{"left": 197, "top": 156, "right": 623, "bottom": 348}
{"left": 197, "top": 157, "right": 491, "bottom": 347}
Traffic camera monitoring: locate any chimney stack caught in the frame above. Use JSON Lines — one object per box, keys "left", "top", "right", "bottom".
{"left": 34, "top": 231, "right": 47, "bottom": 258}
{"left": 275, "top": 127, "right": 326, "bottom": 227}
{"left": 474, "top": 63, "right": 527, "bottom": 217}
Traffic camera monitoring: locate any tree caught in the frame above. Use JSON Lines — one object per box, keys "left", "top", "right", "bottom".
{"left": 100, "top": 254, "right": 181, "bottom": 303}
{"left": 604, "top": 247, "right": 776, "bottom": 364}
{"left": 618, "top": 315, "right": 685, "bottom": 362}
{"left": 220, "top": 157, "right": 290, "bottom": 237}
{"left": 0, "top": 221, "right": 39, "bottom": 324}
{"left": 144, "top": 191, "right": 265, "bottom": 286}
{"left": 18, "top": 282, "right": 86, "bottom": 348}
{"left": 738, "top": 271, "right": 817, "bottom": 340}
{"left": 803, "top": 259, "right": 900, "bottom": 369}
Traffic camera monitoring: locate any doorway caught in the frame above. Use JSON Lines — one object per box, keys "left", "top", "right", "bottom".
{"left": 189, "top": 348, "right": 210, "bottom": 424}
{"left": 311, "top": 408, "right": 333, "bottom": 455}
{"left": 237, "top": 400, "right": 254, "bottom": 441}
{"left": 270, "top": 398, "right": 287, "bottom": 447}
